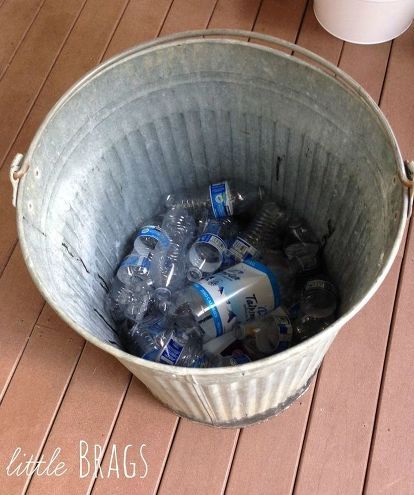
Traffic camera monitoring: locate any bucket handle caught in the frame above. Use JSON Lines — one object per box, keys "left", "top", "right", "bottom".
{"left": 400, "top": 160, "right": 414, "bottom": 217}
{"left": 9, "top": 153, "right": 27, "bottom": 208}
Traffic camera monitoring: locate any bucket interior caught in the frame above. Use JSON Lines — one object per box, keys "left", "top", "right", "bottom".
{"left": 18, "top": 39, "right": 404, "bottom": 348}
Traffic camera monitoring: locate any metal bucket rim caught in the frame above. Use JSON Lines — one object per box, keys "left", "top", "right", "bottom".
{"left": 16, "top": 30, "right": 408, "bottom": 376}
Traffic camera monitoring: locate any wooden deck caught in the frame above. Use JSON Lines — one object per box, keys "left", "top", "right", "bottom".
{"left": 0, "top": 1, "right": 413, "bottom": 493}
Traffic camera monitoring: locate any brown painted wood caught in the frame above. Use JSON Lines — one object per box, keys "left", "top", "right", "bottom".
{"left": 363, "top": 25, "right": 414, "bottom": 495}
{"left": 26, "top": 344, "right": 130, "bottom": 495}
{"left": 0, "top": 0, "right": 45, "bottom": 80}
{"left": 158, "top": 421, "right": 239, "bottom": 495}
{"left": 364, "top": 231, "right": 414, "bottom": 495}
{"left": 380, "top": 26, "right": 414, "bottom": 159}
{"left": 340, "top": 41, "right": 391, "bottom": 104}
{"left": 160, "top": 0, "right": 218, "bottom": 35}
{"left": 208, "top": 0, "right": 262, "bottom": 30}
{"left": 0, "top": 324, "right": 84, "bottom": 494}
{"left": 294, "top": 262, "right": 402, "bottom": 495}
{"left": 254, "top": 0, "right": 308, "bottom": 49}
{"left": 103, "top": 0, "right": 173, "bottom": 60}
{"left": 293, "top": 34, "right": 406, "bottom": 495}
{"left": 226, "top": 383, "right": 315, "bottom": 495}
{"left": 295, "top": 1, "right": 343, "bottom": 64}
{"left": 91, "top": 378, "right": 178, "bottom": 495}
{"left": 0, "top": 0, "right": 87, "bottom": 167}
{"left": 0, "top": 246, "right": 44, "bottom": 400}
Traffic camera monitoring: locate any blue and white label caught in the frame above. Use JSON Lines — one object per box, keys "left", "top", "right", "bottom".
{"left": 137, "top": 225, "right": 170, "bottom": 248}
{"left": 159, "top": 337, "right": 184, "bottom": 365}
{"left": 120, "top": 254, "right": 150, "bottom": 270}
{"left": 229, "top": 350, "right": 251, "bottom": 365}
{"left": 209, "top": 181, "right": 233, "bottom": 219}
{"left": 229, "top": 236, "right": 260, "bottom": 262}
{"left": 197, "top": 233, "right": 227, "bottom": 255}
{"left": 192, "top": 259, "right": 281, "bottom": 341}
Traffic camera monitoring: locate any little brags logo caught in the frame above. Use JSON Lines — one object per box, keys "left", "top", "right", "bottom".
{"left": 245, "top": 294, "right": 268, "bottom": 320}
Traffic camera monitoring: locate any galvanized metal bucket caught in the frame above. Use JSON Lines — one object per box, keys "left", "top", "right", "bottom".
{"left": 11, "top": 30, "right": 413, "bottom": 427}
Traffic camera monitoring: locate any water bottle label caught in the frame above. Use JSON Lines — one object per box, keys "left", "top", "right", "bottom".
{"left": 197, "top": 233, "right": 227, "bottom": 254}
{"left": 272, "top": 315, "right": 293, "bottom": 352}
{"left": 203, "top": 219, "right": 222, "bottom": 235}
{"left": 192, "top": 259, "right": 281, "bottom": 340}
{"left": 120, "top": 254, "right": 151, "bottom": 272}
{"left": 159, "top": 337, "right": 184, "bottom": 366}
{"left": 229, "top": 350, "right": 251, "bottom": 365}
{"left": 229, "top": 236, "right": 260, "bottom": 262}
{"left": 137, "top": 225, "right": 170, "bottom": 248}
{"left": 209, "top": 181, "right": 233, "bottom": 219}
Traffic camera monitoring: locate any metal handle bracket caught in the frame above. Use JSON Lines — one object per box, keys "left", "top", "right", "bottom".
{"left": 403, "top": 160, "right": 414, "bottom": 218}
{"left": 9, "top": 153, "right": 26, "bottom": 208}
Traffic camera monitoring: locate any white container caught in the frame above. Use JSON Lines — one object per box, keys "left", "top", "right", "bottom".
{"left": 314, "top": 0, "right": 414, "bottom": 44}
{"left": 11, "top": 30, "right": 411, "bottom": 427}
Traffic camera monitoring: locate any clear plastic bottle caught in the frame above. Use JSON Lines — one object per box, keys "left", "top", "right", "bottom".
{"left": 105, "top": 277, "right": 151, "bottom": 323}
{"left": 122, "top": 317, "right": 249, "bottom": 367}
{"left": 116, "top": 214, "right": 165, "bottom": 287}
{"left": 187, "top": 218, "right": 238, "bottom": 281}
{"left": 283, "top": 216, "right": 321, "bottom": 260}
{"left": 165, "top": 180, "right": 265, "bottom": 219}
{"left": 228, "top": 202, "right": 288, "bottom": 262}
{"left": 293, "top": 277, "right": 338, "bottom": 343}
{"left": 234, "top": 308, "right": 293, "bottom": 359}
{"left": 149, "top": 206, "right": 196, "bottom": 304}
{"left": 173, "top": 254, "right": 297, "bottom": 343}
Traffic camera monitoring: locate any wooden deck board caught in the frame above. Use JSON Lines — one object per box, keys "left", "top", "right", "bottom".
{"left": 293, "top": 35, "right": 402, "bottom": 495}
{"left": 363, "top": 25, "right": 414, "bottom": 495}
{"left": 0, "top": 0, "right": 87, "bottom": 167}
{"left": 0, "top": 324, "right": 84, "bottom": 494}
{"left": 0, "top": 0, "right": 45, "bottom": 80}
{"left": 0, "top": 247, "right": 44, "bottom": 401}
{"left": 91, "top": 378, "right": 178, "bottom": 495}
{"left": 0, "top": 2, "right": 413, "bottom": 494}
{"left": 26, "top": 344, "right": 130, "bottom": 495}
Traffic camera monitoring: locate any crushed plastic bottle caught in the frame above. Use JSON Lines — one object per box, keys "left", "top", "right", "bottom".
{"left": 234, "top": 308, "right": 293, "bottom": 360}
{"left": 122, "top": 315, "right": 250, "bottom": 367}
{"left": 105, "top": 277, "right": 151, "bottom": 323}
{"left": 116, "top": 214, "right": 164, "bottom": 287}
{"left": 293, "top": 277, "right": 338, "bottom": 343}
{"left": 165, "top": 180, "right": 265, "bottom": 219}
{"left": 228, "top": 202, "right": 288, "bottom": 263}
{"left": 187, "top": 218, "right": 238, "bottom": 281}
{"left": 283, "top": 216, "right": 320, "bottom": 260}
{"left": 149, "top": 206, "right": 196, "bottom": 303}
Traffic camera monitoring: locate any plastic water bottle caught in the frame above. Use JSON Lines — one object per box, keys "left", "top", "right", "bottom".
{"left": 283, "top": 216, "right": 320, "bottom": 260}
{"left": 116, "top": 214, "right": 165, "bottom": 287}
{"left": 234, "top": 308, "right": 293, "bottom": 359}
{"left": 122, "top": 316, "right": 249, "bottom": 367}
{"left": 149, "top": 207, "right": 196, "bottom": 303}
{"left": 105, "top": 277, "right": 151, "bottom": 323}
{"left": 173, "top": 253, "right": 297, "bottom": 343}
{"left": 228, "top": 202, "right": 288, "bottom": 262}
{"left": 187, "top": 218, "right": 238, "bottom": 281}
{"left": 165, "top": 180, "right": 265, "bottom": 219}
{"left": 293, "top": 277, "right": 338, "bottom": 343}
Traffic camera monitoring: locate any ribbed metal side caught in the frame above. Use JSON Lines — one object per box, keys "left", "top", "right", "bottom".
{"left": 120, "top": 327, "right": 338, "bottom": 426}
{"left": 17, "top": 36, "right": 406, "bottom": 426}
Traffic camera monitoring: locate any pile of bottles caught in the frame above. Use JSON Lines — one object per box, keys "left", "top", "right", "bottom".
{"left": 105, "top": 179, "right": 339, "bottom": 368}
